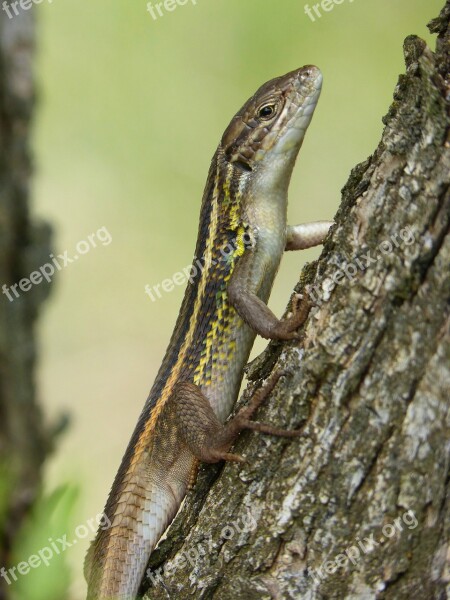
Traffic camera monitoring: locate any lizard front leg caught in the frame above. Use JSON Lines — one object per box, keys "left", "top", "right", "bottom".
{"left": 228, "top": 220, "right": 332, "bottom": 341}
{"left": 286, "top": 220, "right": 333, "bottom": 250}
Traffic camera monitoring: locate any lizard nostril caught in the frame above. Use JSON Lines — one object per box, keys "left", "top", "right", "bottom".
{"left": 300, "top": 66, "right": 319, "bottom": 80}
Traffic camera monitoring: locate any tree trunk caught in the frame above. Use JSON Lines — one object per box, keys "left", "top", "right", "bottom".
{"left": 142, "top": 2, "right": 450, "bottom": 599}
{"left": 0, "top": 6, "right": 55, "bottom": 599}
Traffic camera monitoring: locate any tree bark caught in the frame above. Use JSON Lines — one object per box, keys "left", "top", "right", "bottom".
{"left": 142, "top": 2, "right": 450, "bottom": 599}
{"left": 0, "top": 6, "right": 55, "bottom": 599}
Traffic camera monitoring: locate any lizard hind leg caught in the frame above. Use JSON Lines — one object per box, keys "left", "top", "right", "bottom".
{"left": 172, "top": 370, "right": 301, "bottom": 468}
{"left": 218, "top": 369, "right": 303, "bottom": 446}
{"left": 171, "top": 381, "right": 246, "bottom": 464}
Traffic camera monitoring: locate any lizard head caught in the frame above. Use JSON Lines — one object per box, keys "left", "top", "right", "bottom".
{"left": 220, "top": 65, "right": 322, "bottom": 192}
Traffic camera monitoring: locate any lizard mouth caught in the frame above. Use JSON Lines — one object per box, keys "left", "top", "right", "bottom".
{"left": 273, "top": 67, "right": 323, "bottom": 156}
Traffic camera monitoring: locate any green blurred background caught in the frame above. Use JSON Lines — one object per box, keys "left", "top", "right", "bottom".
{"left": 24, "top": 0, "right": 441, "bottom": 597}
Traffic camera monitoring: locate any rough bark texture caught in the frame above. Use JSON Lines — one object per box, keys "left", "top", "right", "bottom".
{"left": 142, "top": 3, "right": 450, "bottom": 599}
{"left": 0, "top": 7, "right": 54, "bottom": 600}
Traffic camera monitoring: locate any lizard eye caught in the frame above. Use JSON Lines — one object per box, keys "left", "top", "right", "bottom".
{"left": 243, "top": 232, "right": 252, "bottom": 246}
{"left": 258, "top": 103, "right": 277, "bottom": 120}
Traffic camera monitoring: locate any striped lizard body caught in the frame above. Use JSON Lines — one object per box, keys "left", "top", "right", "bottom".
{"left": 85, "top": 65, "right": 332, "bottom": 599}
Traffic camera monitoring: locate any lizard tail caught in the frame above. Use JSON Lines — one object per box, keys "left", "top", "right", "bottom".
{"left": 85, "top": 480, "right": 182, "bottom": 600}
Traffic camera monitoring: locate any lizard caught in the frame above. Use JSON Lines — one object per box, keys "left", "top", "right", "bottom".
{"left": 85, "top": 64, "right": 332, "bottom": 599}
